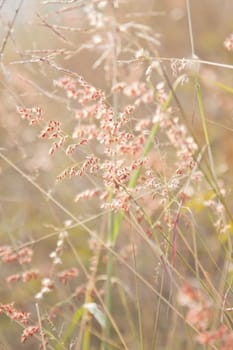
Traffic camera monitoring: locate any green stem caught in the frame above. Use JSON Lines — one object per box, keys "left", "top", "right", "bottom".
{"left": 104, "top": 8, "right": 118, "bottom": 348}
{"left": 103, "top": 72, "right": 185, "bottom": 349}
{"left": 196, "top": 82, "right": 217, "bottom": 185}
{"left": 196, "top": 82, "right": 232, "bottom": 255}
{"left": 82, "top": 322, "right": 91, "bottom": 350}
{"left": 111, "top": 122, "right": 159, "bottom": 243}
{"left": 104, "top": 211, "right": 114, "bottom": 350}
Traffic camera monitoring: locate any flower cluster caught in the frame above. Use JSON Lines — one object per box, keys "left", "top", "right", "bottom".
{"left": 7, "top": 270, "right": 40, "bottom": 284}
{"left": 54, "top": 76, "right": 104, "bottom": 104}
{"left": 16, "top": 106, "right": 43, "bottom": 125}
{"left": 0, "top": 303, "right": 41, "bottom": 344}
{"left": 35, "top": 278, "right": 54, "bottom": 300}
{"left": 49, "top": 231, "right": 68, "bottom": 265}
{"left": 58, "top": 267, "right": 79, "bottom": 284}
{"left": 0, "top": 246, "right": 33, "bottom": 264}
{"left": 177, "top": 283, "right": 233, "bottom": 349}
{"left": 0, "top": 303, "right": 30, "bottom": 325}
{"left": 224, "top": 33, "right": 233, "bottom": 51}
{"left": 21, "top": 325, "right": 40, "bottom": 344}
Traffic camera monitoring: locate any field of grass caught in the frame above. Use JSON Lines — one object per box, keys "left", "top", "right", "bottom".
{"left": 0, "top": 0, "right": 233, "bottom": 349}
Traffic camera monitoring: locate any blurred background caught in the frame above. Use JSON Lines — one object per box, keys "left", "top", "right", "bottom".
{"left": 0, "top": 0, "right": 233, "bottom": 349}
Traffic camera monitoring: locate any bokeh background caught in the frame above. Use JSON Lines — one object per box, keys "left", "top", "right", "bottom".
{"left": 0, "top": 0, "right": 233, "bottom": 349}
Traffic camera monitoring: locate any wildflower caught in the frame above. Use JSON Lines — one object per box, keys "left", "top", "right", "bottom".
{"left": 16, "top": 106, "right": 43, "bottom": 124}
{"left": 0, "top": 303, "right": 30, "bottom": 325}
{"left": 224, "top": 33, "right": 233, "bottom": 51}
{"left": 58, "top": 268, "right": 79, "bottom": 284}
{"left": 35, "top": 278, "right": 54, "bottom": 300}
{"left": 21, "top": 326, "right": 39, "bottom": 343}
{"left": 22, "top": 269, "right": 40, "bottom": 282}
{"left": 7, "top": 274, "right": 21, "bottom": 283}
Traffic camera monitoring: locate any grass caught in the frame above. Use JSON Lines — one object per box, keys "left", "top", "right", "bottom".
{"left": 0, "top": 0, "right": 233, "bottom": 349}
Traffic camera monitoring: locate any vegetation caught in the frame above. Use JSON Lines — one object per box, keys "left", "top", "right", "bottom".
{"left": 0, "top": 0, "right": 233, "bottom": 349}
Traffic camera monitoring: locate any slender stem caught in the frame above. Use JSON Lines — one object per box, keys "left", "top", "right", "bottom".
{"left": 196, "top": 82, "right": 233, "bottom": 256}
{"left": 186, "top": 0, "right": 195, "bottom": 57}
{"left": 0, "top": 0, "right": 25, "bottom": 56}
{"left": 196, "top": 83, "right": 216, "bottom": 183}
{"left": 104, "top": 211, "right": 114, "bottom": 350}
{"left": 36, "top": 303, "right": 46, "bottom": 350}
{"left": 132, "top": 240, "right": 144, "bottom": 350}
{"left": 104, "top": 7, "right": 118, "bottom": 348}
